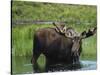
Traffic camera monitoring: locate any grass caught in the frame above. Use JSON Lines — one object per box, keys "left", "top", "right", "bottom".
{"left": 12, "top": 24, "right": 97, "bottom": 60}
{"left": 81, "top": 35, "right": 97, "bottom": 60}
{"left": 12, "top": 1, "right": 97, "bottom": 60}
{"left": 12, "top": 24, "right": 53, "bottom": 56}
{"left": 12, "top": 1, "right": 96, "bottom": 25}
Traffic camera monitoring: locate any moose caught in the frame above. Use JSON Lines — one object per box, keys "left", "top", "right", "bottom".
{"left": 31, "top": 22, "right": 97, "bottom": 72}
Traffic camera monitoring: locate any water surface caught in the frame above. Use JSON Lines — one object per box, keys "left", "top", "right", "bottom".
{"left": 12, "top": 56, "right": 97, "bottom": 74}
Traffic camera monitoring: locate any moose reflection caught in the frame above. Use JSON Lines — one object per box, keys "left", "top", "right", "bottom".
{"left": 31, "top": 22, "right": 97, "bottom": 72}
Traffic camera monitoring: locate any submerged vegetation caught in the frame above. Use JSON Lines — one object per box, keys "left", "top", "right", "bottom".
{"left": 12, "top": 1, "right": 97, "bottom": 60}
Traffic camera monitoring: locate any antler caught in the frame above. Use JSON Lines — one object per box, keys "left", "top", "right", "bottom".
{"left": 53, "top": 22, "right": 62, "bottom": 33}
{"left": 64, "top": 28, "right": 77, "bottom": 39}
{"left": 53, "top": 22, "right": 78, "bottom": 39}
{"left": 81, "top": 27, "right": 97, "bottom": 39}
{"left": 53, "top": 22, "right": 66, "bottom": 34}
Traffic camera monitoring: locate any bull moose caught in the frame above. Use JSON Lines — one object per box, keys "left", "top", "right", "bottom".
{"left": 31, "top": 22, "right": 97, "bottom": 72}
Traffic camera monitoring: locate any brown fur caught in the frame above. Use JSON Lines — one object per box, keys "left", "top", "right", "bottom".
{"left": 31, "top": 27, "right": 96, "bottom": 72}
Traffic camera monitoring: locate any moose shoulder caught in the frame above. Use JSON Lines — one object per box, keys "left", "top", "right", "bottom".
{"left": 31, "top": 26, "right": 96, "bottom": 72}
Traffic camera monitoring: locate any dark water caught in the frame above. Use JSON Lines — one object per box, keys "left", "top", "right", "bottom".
{"left": 12, "top": 56, "right": 97, "bottom": 74}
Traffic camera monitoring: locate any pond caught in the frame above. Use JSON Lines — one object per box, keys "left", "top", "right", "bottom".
{"left": 12, "top": 56, "right": 97, "bottom": 74}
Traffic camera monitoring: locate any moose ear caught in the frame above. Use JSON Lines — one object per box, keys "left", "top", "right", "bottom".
{"left": 81, "top": 27, "right": 97, "bottom": 39}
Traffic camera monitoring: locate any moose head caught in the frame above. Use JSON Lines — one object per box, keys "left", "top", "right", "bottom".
{"left": 53, "top": 22, "right": 97, "bottom": 64}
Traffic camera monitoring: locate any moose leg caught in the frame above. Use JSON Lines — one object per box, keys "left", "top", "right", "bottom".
{"left": 72, "top": 51, "right": 79, "bottom": 64}
{"left": 71, "top": 52, "right": 81, "bottom": 70}
{"left": 32, "top": 49, "right": 41, "bottom": 73}
{"left": 45, "top": 59, "right": 50, "bottom": 72}
{"left": 45, "top": 58, "right": 54, "bottom": 72}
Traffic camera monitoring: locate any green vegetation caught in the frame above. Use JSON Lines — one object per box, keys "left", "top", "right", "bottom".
{"left": 12, "top": 24, "right": 52, "bottom": 56}
{"left": 12, "top": 24, "right": 97, "bottom": 60}
{"left": 12, "top": 1, "right": 97, "bottom": 60}
{"left": 12, "top": 1, "right": 96, "bottom": 25}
